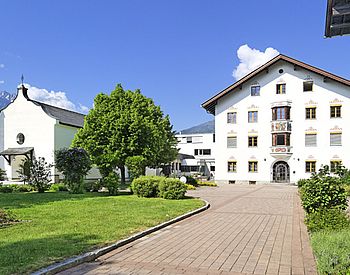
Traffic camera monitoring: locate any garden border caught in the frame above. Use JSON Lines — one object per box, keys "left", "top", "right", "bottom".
{"left": 32, "top": 198, "right": 210, "bottom": 275}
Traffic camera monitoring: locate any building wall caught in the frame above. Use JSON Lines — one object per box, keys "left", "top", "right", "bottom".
{"left": 52, "top": 112, "right": 101, "bottom": 181}
{"left": 176, "top": 132, "right": 215, "bottom": 176}
{"left": 215, "top": 60, "right": 350, "bottom": 184}
{"left": 54, "top": 124, "right": 78, "bottom": 151}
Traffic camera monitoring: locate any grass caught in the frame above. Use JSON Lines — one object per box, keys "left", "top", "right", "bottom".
{"left": 311, "top": 228, "right": 350, "bottom": 274}
{"left": 0, "top": 192, "right": 204, "bottom": 274}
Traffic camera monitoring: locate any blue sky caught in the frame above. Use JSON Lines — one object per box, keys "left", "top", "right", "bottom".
{"left": 1, "top": 1, "right": 349, "bottom": 131}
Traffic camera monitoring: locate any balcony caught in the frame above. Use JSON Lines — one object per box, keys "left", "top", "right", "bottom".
{"left": 271, "top": 121, "right": 292, "bottom": 133}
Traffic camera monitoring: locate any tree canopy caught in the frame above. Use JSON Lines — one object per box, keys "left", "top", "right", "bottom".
{"left": 72, "top": 84, "right": 178, "bottom": 182}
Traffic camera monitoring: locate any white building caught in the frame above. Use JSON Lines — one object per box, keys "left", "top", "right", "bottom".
{"left": 202, "top": 54, "right": 350, "bottom": 184}
{"left": 176, "top": 121, "right": 215, "bottom": 178}
{"left": 0, "top": 84, "right": 91, "bottom": 182}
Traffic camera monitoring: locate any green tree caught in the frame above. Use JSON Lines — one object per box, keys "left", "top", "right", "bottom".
{"left": 55, "top": 148, "right": 92, "bottom": 194}
{"left": 72, "top": 84, "right": 178, "bottom": 183}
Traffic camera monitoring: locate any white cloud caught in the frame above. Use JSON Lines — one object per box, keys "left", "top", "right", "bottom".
{"left": 78, "top": 103, "right": 89, "bottom": 113}
{"left": 0, "top": 80, "right": 4, "bottom": 84}
{"left": 23, "top": 83, "right": 89, "bottom": 114}
{"left": 232, "top": 44, "right": 279, "bottom": 80}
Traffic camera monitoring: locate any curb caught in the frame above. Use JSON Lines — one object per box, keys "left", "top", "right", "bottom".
{"left": 32, "top": 199, "right": 210, "bottom": 275}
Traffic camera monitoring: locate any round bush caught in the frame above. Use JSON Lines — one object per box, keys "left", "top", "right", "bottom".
{"left": 131, "top": 176, "right": 162, "bottom": 198}
{"left": 159, "top": 178, "right": 186, "bottom": 200}
{"left": 300, "top": 176, "right": 347, "bottom": 214}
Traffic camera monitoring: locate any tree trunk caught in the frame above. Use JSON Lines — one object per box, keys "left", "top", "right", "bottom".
{"left": 119, "top": 166, "right": 126, "bottom": 184}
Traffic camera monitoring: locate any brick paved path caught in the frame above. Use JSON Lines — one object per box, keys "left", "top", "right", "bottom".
{"left": 60, "top": 185, "right": 317, "bottom": 274}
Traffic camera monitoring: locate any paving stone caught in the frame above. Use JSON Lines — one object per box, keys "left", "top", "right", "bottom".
{"left": 57, "top": 185, "right": 317, "bottom": 275}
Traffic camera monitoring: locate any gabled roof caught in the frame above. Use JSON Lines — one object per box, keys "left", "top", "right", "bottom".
{"left": 178, "top": 120, "right": 215, "bottom": 134}
{"left": 37, "top": 101, "right": 85, "bottom": 128}
{"left": 19, "top": 85, "right": 85, "bottom": 128}
{"left": 202, "top": 54, "right": 350, "bottom": 115}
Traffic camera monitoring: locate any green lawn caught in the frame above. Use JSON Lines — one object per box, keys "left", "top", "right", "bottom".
{"left": 0, "top": 192, "right": 204, "bottom": 275}
{"left": 311, "top": 228, "right": 350, "bottom": 274}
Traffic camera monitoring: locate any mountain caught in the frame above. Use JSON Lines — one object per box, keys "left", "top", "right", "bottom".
{"left": 178, "top": 120, "right": 215, "bottom": 134}
{"left": 0, "top": 91, "right": 16, "bottom": 110}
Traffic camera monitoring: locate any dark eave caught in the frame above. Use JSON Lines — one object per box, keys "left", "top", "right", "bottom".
{"left": 325, "top": 0, "right": 350, "bottom": 37}
{"left": 178, "top": 153, "right": 195, "bottom": 160}
{"left": 201, "top": 54, "right": 350, "bottom": 115}
{"left": 0, "top": 147, "right": 34, "bottom": 155}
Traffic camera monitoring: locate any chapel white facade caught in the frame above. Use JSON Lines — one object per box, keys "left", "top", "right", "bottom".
{"left": 202, "top": 55, "right": 350, "bottom": 184}
{"left": 0, "top": 85, "right": 93, "bottom": 182}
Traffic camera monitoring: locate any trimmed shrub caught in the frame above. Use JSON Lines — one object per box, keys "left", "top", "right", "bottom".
{"left": 185, "top": 184, "right": 196, "bottom": 190}
{"left": 197, "top": 181, "right": 218, "bottom": 187}
{"left": 299, "top": 166, "right": 347, "bottom": 214}
{"left": 83, "top": 180, "right": 101, "bottom": 192}
{"left": 9, "top": 184, "right": 19, "bottom": 192}
{"left": 50, "top": 183, "right": 68, "bottom": 192}
{"left": 0, "top": 185, "right": 13, "bottom": 193}
{"left": 131, "top": 176, "right": 162, "bottom": 198}
{"left": 159, "top": 178, "right": 186, "bottom": 200}
{"left": 15, "top": 184, "right": 33, "bottom": 193}
{"left": 305, "top": 207, "right": 350, "bottom": 233}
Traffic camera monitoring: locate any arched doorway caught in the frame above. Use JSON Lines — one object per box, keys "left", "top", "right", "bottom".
{"left": 272, "top": 161, "right": 290, "bottom": 183}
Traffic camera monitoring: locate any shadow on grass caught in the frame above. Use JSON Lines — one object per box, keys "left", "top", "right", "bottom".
{"left": 0, "top": 233, "right": 100, "bottom": 275}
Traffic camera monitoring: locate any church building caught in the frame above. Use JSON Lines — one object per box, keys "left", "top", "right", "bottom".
{"left": 202, "top": 54, "right": 350, "bottom": 184}
{"left": 0, "top": 84, "right": 86, "bottom": 182}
